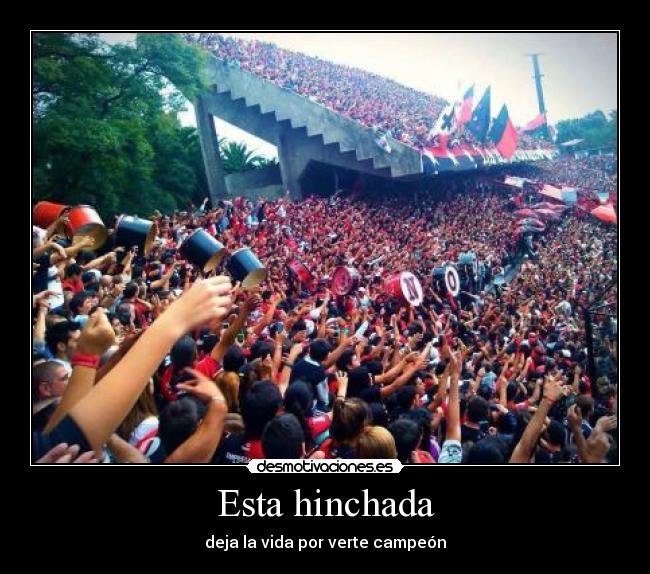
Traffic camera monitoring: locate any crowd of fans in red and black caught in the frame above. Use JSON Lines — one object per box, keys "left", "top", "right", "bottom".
{"left": 524, "top": 154, "right": 618, "bottom": 198}
{"left": 32, "top": 164, "right": 618, "bottom": 464}
{"left": 185, "top": 34, "right": 552, "bottom": 153}
{"left": 186, "top": 33, "right": 450, "bottom": 149}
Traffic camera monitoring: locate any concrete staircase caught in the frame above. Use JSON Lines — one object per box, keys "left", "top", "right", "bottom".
{"left": 199, "top": 56, "right": 423, "bottom": 183}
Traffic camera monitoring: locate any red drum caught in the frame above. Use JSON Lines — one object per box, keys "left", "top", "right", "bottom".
{"left": 65, "top": 205, "right": 108, "bottom": 249}
{"left": 287, "top": 258, "right": 313, "bottom": 284}
{"left": 33, "top": 201, "right": 69, "bottom": 229}
{"left": 331, "top": 266, "right": 360, "bottom": 296}
{"left": 384, "top": 271, "right": 423, "bottom": 307}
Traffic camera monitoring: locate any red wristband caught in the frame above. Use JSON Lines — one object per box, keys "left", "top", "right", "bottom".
{"left": 71, "top": 353, "right": 100, "bottom": 369}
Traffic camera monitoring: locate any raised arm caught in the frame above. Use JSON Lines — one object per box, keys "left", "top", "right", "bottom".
{"left": 44, "top": 309, "right": 117, "bottom": 433}
{"left": 277, "top": 343, "right": 304, "bottom": 397}
{"left": 57, "top": 276, "right": 232, "bottom": 454}
{"left": 509, "top": 378, "right": 563, "bottom": 463}
{"left": 150, "top": 261, "right": 177, "bottom": 291}
{"left": 212, "top": 292, "right": 261, "bottom": 362}
{"left": 51, "top": 236, "right": 95, "bottom": 265}
{"left": 164, "top": 370, "right": 228, "bottom": 463}
{"left": 444, "top": 352, "right": 462, "bottom": 443}
{"left": 380, "top": 344, "right": 431, "bottom": 399}
{"left": 322, "top": 330, "right": 353, "bottom": 368}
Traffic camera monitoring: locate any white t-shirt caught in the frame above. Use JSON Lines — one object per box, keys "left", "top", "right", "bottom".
{"left": 129, "top": 416, "right": 159, "bottom": 447}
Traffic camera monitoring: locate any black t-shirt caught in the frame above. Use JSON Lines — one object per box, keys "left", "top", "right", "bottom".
{"left": 33, "top": 252, "right": 51, "bottom": 294}
{"left": 32, "top": 402, "right": 58, "bottom": 433}
{"left": 358, "top": 385, "right": 382, "bottom": 404}
{"left": 212, "top": 432, "right": 261, "bottom": 464}
{"left": 32, "top": 415, "right": 92, "bottom": 462}
{"left": 461, "top": 424, "right": 485, "bottom": 444}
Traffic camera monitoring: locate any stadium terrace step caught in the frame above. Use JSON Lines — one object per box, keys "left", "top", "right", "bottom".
{"left": 194, "top": 56, "right": 423, "bottom": 195}
{"left": 192, "top": 55, "right": 557, "bottom": 200}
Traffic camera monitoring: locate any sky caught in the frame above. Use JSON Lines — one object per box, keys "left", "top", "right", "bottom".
{"left": 102, "top": 32, "right": 618, "bottom": 159}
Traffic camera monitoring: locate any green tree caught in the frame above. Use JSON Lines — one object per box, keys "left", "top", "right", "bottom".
{"left": 33, "top": 32, "right": 209, "bottom": 218}
{"left": 556, "top": 110, "right": 617, "bottom": 150}
{"left": 219, "top": 141, "right": 266, "bottom": 174}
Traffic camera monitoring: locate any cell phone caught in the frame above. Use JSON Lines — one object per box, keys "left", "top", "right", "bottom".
{"left": 236, "top": 331, "right": 245, "bottom": 343}
{"left": 222, "top": 322, "right": 230, "bottom": 330}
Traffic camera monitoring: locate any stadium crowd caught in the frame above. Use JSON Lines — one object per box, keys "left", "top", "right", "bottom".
{"left": 185, "top": 34, "right": 554, "bottom": 153}
{"left": 186, "top": 33, "right": 452, "bottom": 149}
{"left": 527, "top": 154, "right": 618, "bottom": 196}
{"left": 32, "top": 165, "right": 618, "bottom": 464}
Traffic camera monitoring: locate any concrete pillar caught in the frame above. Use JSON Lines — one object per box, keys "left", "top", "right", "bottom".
{"left": 277, "top": 129, "right": 307, "bottom": 201}
{"left": 195, "top": 94, "right": 228, "bottom": 202}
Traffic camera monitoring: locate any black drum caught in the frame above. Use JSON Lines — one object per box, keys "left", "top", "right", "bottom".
{"left": 180, "top": 229, "right": 227, "bottom": 273}
{"left": 432, "top": 266, "right": 446, "bottom": 279}
{"left": 115, "top": 215, "right": 157, "bottom": 255}
{"left": 227, "top": 247, "right": 267, "bottom": 289}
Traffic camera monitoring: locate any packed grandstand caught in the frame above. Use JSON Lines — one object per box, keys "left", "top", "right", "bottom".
{"left": 32, "top": 34, "right": 618, "bottom": 465}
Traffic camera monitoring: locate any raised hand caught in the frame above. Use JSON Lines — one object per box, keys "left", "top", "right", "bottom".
{"left": 76, "top": 308, "right": 116, "bottom": 356}
{"left": 176, "top": 368, "right": 226, "bottom": 405}
{"left": 166, "top": 276, "right": 233, "bottom": 332}
{"left": 595, "top": 415, "right": 617, "bottom": 433}
{"left": 35, "top": 443, "right": 99, "bottom": 464}
{"left": 543, "top": 377, "right": 564, "bottom": 404}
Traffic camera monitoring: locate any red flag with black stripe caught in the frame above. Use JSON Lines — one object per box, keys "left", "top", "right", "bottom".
{"left": 488, "top": 104, "right": 518, "bottom": 159}
{"left": 456, "top": 85, "right": 474, "bottom": 125}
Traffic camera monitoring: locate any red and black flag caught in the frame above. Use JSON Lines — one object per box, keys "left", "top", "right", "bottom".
{"left": 467, "top": 87, "right": 491, "bottom": 143}
{"left": 456, "top": 85, "right": 474, "bottom": 126}
{"left": 489, "top": 104, "right": 518, "bottom": 159}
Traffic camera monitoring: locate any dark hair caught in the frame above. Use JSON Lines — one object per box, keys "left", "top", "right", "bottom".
{"left": 347, "top": 366, "right": 372, "bottom": 398}
{"left": 283, "top": 381, "right": 315, "bottom": 450}
{"left": 466, "top": 396, "right": 489, "bottom": 424}
{"left": 223, "top": 345, "right": 246, "bottom": 373}
{"left": 170, "top": 335, "right": 197, "bottom": 369}
{"left": 465, "top": 437, "right": 509, "bottom": 463}
{"left": 336, "top": 349, "right": 355, "bottom": 372}
{"left": 123, "top": 282, "right": 139, "bottom": 300}
{"left": 64, "top": 263, "right": 83, "bottom": 279}
{"left": 241, "top": 381, "right": 282, "bottom": 439}
{"left": 262, "top": 414, "right": 305, "bottom": 459}
{"left": 158, "top": 396, "right": 206, "bottom": 455}
{"left": 200, "top": 334, "right": 219, "bottom": 355}
{"left": 368, "top": 401, "right": 389, "bottom": 428}
{"left": 45, "top": 321, "right": 80, "bottom": 356}
{"left": 546, "top": 420, "right": 566, "bottom": 447}
{"left": 69, "top": 291, "right": 91, "bottom": 316}
{"left": 406, "top": 408, "right": 434, "bottom": 452}
{"left": 390, "top": 386, "right": 417, "bottom": 420}
{"left": 477, "top": 385, "right": 493, "bottom": 401}
{"left": 389, "top": 418, "right": 421, "bottom": 464}
{"left": 309, "top": 339, "right": 331, "bottom": 363}
{"left": 251, "top": 340, "right": 274, "bottom": 361}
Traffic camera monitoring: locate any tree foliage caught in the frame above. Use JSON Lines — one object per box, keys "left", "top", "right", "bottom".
{"left": 33, "top": 33, "right": 210, "bottom": 218}
{"left": 556, "top": 110, "right": 617, "bottom": 151}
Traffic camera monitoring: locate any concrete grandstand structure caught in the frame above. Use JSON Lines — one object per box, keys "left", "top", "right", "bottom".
{"left": 193, "top": 54, "right": 558, "bottom": 202}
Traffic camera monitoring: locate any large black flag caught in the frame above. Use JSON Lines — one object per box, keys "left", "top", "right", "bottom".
{"left": 467, "top": 87, "right": 491, "bottom": 143}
